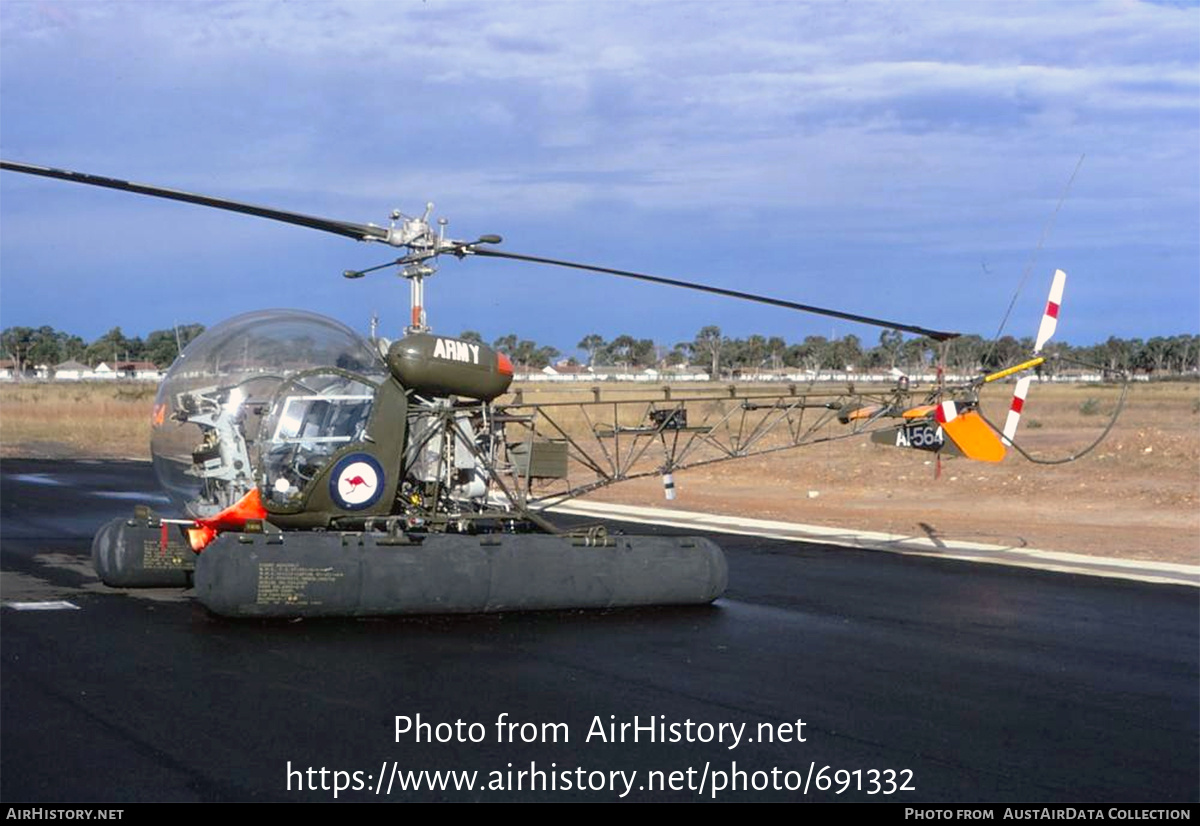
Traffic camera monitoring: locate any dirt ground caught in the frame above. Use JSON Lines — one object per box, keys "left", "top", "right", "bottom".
{"left": 1, "top": 379, "right": 1196, "bottom": 564}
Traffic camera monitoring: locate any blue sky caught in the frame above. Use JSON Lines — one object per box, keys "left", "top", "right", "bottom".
{"left": 1, "top": 0, "right": 1197, "bottom": 354}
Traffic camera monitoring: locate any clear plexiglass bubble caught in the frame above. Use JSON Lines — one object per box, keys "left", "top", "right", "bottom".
{"left": 150, "top": 309, "right": 383, "bottom": 517}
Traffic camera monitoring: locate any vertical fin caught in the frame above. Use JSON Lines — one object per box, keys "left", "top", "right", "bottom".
{"left": 936, "top": 406, "right": 1006, "bottom": 462}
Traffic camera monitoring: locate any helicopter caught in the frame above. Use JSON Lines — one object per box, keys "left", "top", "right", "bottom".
{"left": 0, "top": 160, "right": 1117, "bottom": 618}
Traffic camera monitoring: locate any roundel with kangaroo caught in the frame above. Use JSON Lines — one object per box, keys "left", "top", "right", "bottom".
{"left": 329, "top": 453, "right": 385, "bottom": 511}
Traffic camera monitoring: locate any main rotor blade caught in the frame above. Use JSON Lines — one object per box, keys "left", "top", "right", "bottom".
{"left": 0, "top": 160, "right": 390, "bottom": 243}
{"left": 474, "top": 249, "right": 960, "bottom": 341}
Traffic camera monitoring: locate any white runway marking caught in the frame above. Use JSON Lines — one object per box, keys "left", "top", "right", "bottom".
{"left": 92, "top": 491, "right": 172, "bottom": 503}
{"left": 554, "top": 501, "right": 1200, "bottom": 588}
{"left": 10, "top": 473, "right": 66, "bottom": 486}
{"left": 4, "top": 600, "right": 80, "bottom": 611}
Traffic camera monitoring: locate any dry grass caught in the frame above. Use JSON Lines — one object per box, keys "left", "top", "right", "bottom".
{"left": 0, "top": 382, "right": 156, "bottom": 459}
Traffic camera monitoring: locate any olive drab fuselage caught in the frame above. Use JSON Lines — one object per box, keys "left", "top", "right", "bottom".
{"left": 259, "top": 374, "right": 408, "bottom": 529}
{"left": 257, "top": 334, "right": 511, "bottom": 529}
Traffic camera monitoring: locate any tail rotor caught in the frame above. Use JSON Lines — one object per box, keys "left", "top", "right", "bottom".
{"left": 999, "top": 269, "right": 1066, "bottom": 446}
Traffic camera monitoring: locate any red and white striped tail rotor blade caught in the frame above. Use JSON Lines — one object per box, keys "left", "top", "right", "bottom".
{"left": 1034, "top": 269, "right": 1066, "bottom": 352}
{"left": 1004, "top": 269, "right": 1065, "bottom": 446}
{"left": 1002, "top": 376, "right": 1032, "bottom": 445}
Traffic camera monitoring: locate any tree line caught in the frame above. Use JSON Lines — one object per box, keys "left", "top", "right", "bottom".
{"left": 0, "top": 324, "right": 207, "bottom": 374}
{"left": 482, "top": 328, "right": 1200, "bottom": 378}
{"left": 3, "top": 323, "right": 1197, "bottom": 378}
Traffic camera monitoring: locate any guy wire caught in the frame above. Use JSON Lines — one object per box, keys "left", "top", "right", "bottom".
{"left": 983, "top": 153, "right": 1085, "bottom": 365}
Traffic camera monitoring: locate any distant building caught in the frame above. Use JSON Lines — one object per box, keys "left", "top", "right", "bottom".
{"left": 52, "top": 359, "right": 93, "bottom": 381}
{"left": 548, "top": 361, "right": 590, "bottom": 376}
{"left": 92, "top": 361, "right": 161, "bottom": 381}
{"left": 517, "top": 363, "right": 714, "bottom": 382}
{"left": 0, "top": 359, "right": 43, "bottom": 381}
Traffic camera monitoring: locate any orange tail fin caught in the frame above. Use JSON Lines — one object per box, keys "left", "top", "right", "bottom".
{"left": 936, "top": 402, "right": 1006, "bottom": 462}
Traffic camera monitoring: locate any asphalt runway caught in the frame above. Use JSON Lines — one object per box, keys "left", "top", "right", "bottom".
{"left": 1, "top": 458, "right": 1196, "bottom": 803}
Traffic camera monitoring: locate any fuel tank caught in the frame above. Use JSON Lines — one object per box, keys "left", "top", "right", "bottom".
{"left": 387, "top": 333, "right": 513, "bottom": 401}
{"left": 92, "top": 512, "right": 195, "bottom": 588}
{"left": 193, "top": 531, "right": 727, "bottom": 618}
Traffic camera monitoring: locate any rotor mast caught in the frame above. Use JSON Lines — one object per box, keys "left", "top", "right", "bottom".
{"left": 408, "top": 273, "right": 428, "bottom": 333}
{"left": 389, "top": 204, "right": 441, "bottom": 334}
{"left": 347, "top": 202, "right": 502, "bottom": 336}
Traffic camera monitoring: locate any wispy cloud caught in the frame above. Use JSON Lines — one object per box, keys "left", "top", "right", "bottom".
{"left": 1, "top": 0, "right": 1195, "bottom": 344}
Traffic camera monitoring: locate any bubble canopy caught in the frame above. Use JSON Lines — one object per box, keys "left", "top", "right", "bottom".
{"left": 150, "top": 310, "right": 384, "bottom": 516}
